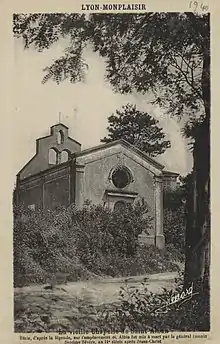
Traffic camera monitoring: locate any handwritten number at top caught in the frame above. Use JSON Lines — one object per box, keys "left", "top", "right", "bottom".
{"left": 189, "top": 1, "right": 209, "bottom": 13}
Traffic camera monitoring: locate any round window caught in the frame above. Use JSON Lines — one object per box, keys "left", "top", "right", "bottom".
{"left": 112, "top": 166, "right": 132, "bottom": 189}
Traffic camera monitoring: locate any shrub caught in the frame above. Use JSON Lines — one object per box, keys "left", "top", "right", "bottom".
{"left": 13, "top": 200, "right": 154, "bottom": 286}
{"left": 13, "top": 199, "right": 182, "bottom": 287}
{"left": 13, "top": 204, "right": 94, "bottom": 287}
{"left": 163, "top": 186, "right": 186, "bottom": 256}
{"left": 163, "top": 187, "right": 184, "bottom": 210}
{"left": 163, "top": 206, "right": 185, "bottom": 254}
{"left": 165, "top": 244, "right": 185, "bottom": 263}
{"left": 70, "top": 200, "right": 152, "bottom": 272}
{"left": 98, "top": 272, "right": 210, "bottom": 332}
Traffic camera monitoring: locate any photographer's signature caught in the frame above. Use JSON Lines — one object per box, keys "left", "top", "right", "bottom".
{"left": 154, "top": 282, "right": 199, "bottom": 315}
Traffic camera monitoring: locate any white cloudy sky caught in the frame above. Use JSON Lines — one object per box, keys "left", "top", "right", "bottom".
{"left": 13, "top": 36, "right": 193, "bottom": 178}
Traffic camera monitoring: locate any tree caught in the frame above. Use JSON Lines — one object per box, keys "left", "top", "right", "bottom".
{"left": 91, "top": 13, "right": 210, "bottom": 290}
{"left": 101, "top": 103, "right": 170, "bottom": 157}
{"left": 13, "top": 12, "right": 210, "bottom": 289}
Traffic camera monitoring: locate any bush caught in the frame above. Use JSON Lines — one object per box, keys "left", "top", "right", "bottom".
{"left": 98, "top": 272, "right": 210, "bottom": 332}
{"left": 163, "top": 187, "right": 185, "bottom": 255}
{"left": 163, "top": 206, "right": 185, "bottom": 254}
{"left": 13, "top": 199, "right": 182, "bottom": 287}
{"left": 13, "top": 201, "right": 155, "bottom": 286}
{"left": 13, "top": 205, "right": 94, "bottom": 287}
{"left": 163, "top": 187, "right": 184, "bottom": 210}
{"left": 70, "top": 200, "right": 152, "bottom": 273}
{"left": 165, "top": 244, "right": 185, "bottom": 263}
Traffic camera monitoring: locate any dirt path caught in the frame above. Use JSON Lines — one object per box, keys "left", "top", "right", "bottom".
{"left": 59, "top": 271, "right": 178, "bottom": 305}
{"left": 14, "top": 271, "right": 179, "bottom": 332}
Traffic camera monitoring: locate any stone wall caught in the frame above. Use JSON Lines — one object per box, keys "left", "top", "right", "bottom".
{"left": 17, "top": 161, "right": 74, "bottom": 210}
{"left": 76, "top": 149, "right": 157, "bottom": 236}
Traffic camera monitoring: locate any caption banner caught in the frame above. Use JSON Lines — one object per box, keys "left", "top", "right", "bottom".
{"left": 19, "top": 332, "right": 209, "bottom": 344}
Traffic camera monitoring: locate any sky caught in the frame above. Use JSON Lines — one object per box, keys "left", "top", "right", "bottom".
{"left": 13, "top": 36, "right": 193, "bottom": 179}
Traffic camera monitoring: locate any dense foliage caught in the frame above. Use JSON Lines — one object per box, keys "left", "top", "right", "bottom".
{"left": 163, "top": 186, "right": 186, "bottom": 256}
{"left": 164, "top": 207, "right": 185, "bottom": 257}
{"left": 13, "top": 13, "right": 208, "bottom": 120}
{"left": 101, "top": 103, "right": 170, "bottom": 157}
{"left": 97, "top": 272, "right": 210, "bottom": 332}
{"left": 14, "top": 201, "right": 180, "bottom": 287}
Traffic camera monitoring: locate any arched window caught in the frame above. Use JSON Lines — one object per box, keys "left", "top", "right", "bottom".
{"left": 111, "top": 166, "right": 132, "bottom": 189}
{"left": 49, "top": 148, "right": 58, "bottom": 165}
{"left": 114, "top": 200, "right": 127, "bottom": 212}
{"left": 60, "top": 150, "right": 70, "bottom": 163}
{"left": 56, "top": 130, "right": 64, "bottom": 145}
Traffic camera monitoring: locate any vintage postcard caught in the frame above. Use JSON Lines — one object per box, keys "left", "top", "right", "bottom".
{"left": 0, "top": 0, "right": 219, "bottom": 343}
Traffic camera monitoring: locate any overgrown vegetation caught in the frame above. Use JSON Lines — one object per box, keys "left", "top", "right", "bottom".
{"left": 14, "top": 191, "right": 210, "bottom": 332}
{"left": 13, "top": 200, "right": 180, "bottom": 288}
{"left": 163, "top": 187, "right": 186, "bottom": 258}
{"left": 97, "top": 272, "right": 210, "bottom": 332}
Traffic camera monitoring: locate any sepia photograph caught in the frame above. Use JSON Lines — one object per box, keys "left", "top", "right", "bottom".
{"left": 12, "top": 11, "right": 210, "bottom": 334}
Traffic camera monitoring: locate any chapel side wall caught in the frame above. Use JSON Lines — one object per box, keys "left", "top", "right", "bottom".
{"left": 17, "top": 163, "right": 72, "bottom": 210}
{"left": 82, "top": 154, "right": 156, "bottom": 234}
{"left": 43, "top": 167, "right": 71, "bottom": 209}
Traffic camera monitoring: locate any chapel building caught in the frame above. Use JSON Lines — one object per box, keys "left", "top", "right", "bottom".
{"left": 15, "top": 123, "right": 179, "bottom": 250}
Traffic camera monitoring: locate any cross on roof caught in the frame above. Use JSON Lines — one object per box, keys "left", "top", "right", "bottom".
{"left": 59, "top": 111, "right": 62, "bottom": 123}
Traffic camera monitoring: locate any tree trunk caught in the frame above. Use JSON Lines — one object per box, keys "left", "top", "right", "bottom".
{"left": 184, "top": 23, "right": 210, "bottom": 289}
{"left": 184, "top": 117, "right": 210, "bottom": 290}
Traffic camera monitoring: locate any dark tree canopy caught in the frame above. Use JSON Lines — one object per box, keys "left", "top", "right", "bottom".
{"left": 101, "top": 104, "right": 171, "bottom": 157}
{"left": 13, "top": 13, "right": 209, "bottom": 127}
